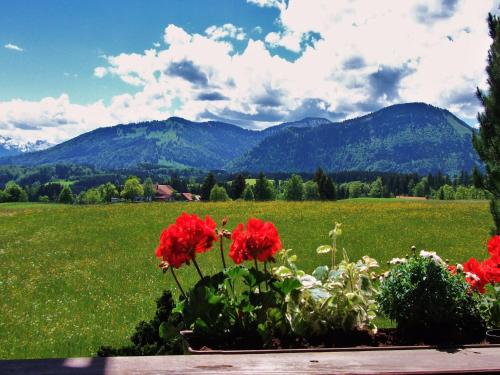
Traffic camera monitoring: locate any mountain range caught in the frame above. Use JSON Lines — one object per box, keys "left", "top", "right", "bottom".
{"left": 0, "top": 103, "right": 480, "bottom": 175}
{"left": 0, "top": 136, "right": 52, "bottom": 158}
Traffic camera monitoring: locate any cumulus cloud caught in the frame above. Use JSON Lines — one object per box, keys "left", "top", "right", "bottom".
{"left": 1, "top": 0, "right": 499, "bottom": 144}
{"left": 205, "top": 23, "right": 246, "bottom": 41}
{"left": 94, "top": 67, "right": 107, "bottom": 78}
{"left": 4, "top": 43, "right": 23, "bottom": 52}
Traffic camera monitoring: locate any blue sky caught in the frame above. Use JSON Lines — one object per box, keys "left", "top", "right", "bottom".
{"left": 0, "top": 0, "right": 282, "bottom": 103}
{"left": 1, "top": 0, "right": 499, "bottom": 144}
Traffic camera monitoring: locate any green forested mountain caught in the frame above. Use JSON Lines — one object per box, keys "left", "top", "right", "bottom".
{"left": 0, "top": 117, "right": 264, "bottom": 170}
{"left": 0, "top": 103, "right": 480, "bottom": 175}
{"left": 228, "top": 103, "right": 479, "bottom": 175}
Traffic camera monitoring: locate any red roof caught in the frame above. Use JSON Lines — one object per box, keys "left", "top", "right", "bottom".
{"left": 155, "top": 184, "right": 174, "bottom": 199}
{"left": 181, "top": 192, "right": 193, "bottom": 201}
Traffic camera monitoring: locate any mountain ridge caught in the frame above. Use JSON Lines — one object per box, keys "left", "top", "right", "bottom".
{"left": 0, "top": 103, "right": 479, "bottom": 175}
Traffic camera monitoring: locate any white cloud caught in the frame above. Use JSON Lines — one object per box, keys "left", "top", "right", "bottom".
{"left": 94, "top": 67, "right": 107, "bottom": 78}
{"left": 264, "top": 30, "right": 302, "bottom": 52}
{"left": 247, "top": 0, "right": 286, "bottom": 10}
{"left": 153, "top": 42, "right": 161, "bottom": 48}
{"left": 205, "top": 23, "right": 246, "bottom": 41}
{"left": 1, "top": 0, "right": 498, "bottom": 144}
{"left": 4, "top": 43, "right": 23, "bottom": 52}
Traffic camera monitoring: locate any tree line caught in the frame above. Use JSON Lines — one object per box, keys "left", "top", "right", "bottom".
{"left": 0, "top": 167, "right": 491, "bottom": 204}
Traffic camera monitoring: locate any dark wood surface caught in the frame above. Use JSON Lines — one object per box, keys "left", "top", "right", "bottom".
{"left": 1, "top": 347, "right": 500, "bottom": 374}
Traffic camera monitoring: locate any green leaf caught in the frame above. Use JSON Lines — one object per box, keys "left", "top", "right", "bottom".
{"left": 225, "top": 265, "right": 249, "bottom": 280}
{"left": 208, "top": 294, "right": 223, "bottom": 304}
{"left": 316, "top": 245, "right": 333, "bottom": 254}
{"left": 159, "top": 321, "right": 179, "bottom": 341}
{"left": 312, "top": 265, "right": 329, "bottom": 281}
{"left": 274, "top": 265, "right": 293, "bottom": 277}
{"left": 273, "top": 278, "right": 301, "bottom": 295}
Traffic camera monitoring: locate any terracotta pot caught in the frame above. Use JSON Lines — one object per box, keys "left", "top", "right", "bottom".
{"left": 486, "top": 329, "right": 500, "bottom": 344}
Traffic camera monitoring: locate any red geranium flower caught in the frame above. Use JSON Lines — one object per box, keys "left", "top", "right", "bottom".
{"left": 447, "top": 264, "right": 457, "bottom": 275}
{"left": 229, "top": 218, "right": 282, "bottom": 264}
{"left": 482, "top": 258, "right": 500, "bottom": 283}
{"left": 463, "top": 258, "right": 489, "bottom": 293}
{"left": 155, "top": 213, "right": 217, "bottom": 268}
{"left": 487, "top": 235, "right": 500, "bottom": 259}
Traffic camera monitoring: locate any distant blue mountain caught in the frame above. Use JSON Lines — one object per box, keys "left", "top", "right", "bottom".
{"left": 0, "top": 136, "right": 52, "bottom": 158}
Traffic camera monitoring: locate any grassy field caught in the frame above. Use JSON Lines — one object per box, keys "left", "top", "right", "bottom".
{"left": 0, "top": 199, "right": 493, "bottom": 359}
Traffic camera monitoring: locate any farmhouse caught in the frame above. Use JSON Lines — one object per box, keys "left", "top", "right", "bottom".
{"left": 154, "top": 184, "right": 175, "bottom": 202}
{"left": 180, "top": 192, "right": 201, "bottom": 202}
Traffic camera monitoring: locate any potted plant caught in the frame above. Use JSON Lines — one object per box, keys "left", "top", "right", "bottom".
{"left": 99, "top": 214, "right": 500, "bottom": 355}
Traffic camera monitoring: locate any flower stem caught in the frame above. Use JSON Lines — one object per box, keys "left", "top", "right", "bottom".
{"left": 254, "top": 258, "right": 261, "bottom": 294}
{"left": 220, "top": 236, "right": 227, "bottom": 269}
{"left": 264, "top": 261, "right": 269, "bottom": 291}
{"left": 170, "top": 267, "right": 186, "bottom": 299}
{"left": 192, "top": 258, "right": 204, "bottom": 280}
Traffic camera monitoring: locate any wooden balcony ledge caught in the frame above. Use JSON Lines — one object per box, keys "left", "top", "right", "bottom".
{"left": 1, "top": 346, "right": 500, "bottom": 374}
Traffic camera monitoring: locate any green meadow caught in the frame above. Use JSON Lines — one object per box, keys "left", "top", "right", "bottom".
{"left": 0, "top": 199, "right": 492, "bottom": 359}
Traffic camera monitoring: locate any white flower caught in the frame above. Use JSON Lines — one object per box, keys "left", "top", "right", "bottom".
{"left": 419, "top": 250, "right": 444, "bottom": 265}
{"left": 389, "top": 257, "right": 407, "bottom": 265}
{"left": 465, "top": 272, "right": 480, "bottom": 281}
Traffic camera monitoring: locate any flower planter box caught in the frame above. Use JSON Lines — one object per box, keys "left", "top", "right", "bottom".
{"left": 180, "top": 329, "right": 500, "bottom": 355}
{"left": 487, "top": 329, "right": 500, "bottom": 344}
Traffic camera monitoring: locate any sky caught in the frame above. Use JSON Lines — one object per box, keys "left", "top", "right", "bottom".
{"left": 0, "top": 0, "right": 499, "bottom": 145}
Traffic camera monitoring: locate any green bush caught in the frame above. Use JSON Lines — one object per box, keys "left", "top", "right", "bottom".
{"left": 58, "top": 186, "right": 74, "bottom": 204}
{"left": 378, "top": 253, "right": 486, "bottom": 343}
{"left": 38, "top": 195, "right": 50, "bottom": 203}
{"left": 304, "top": 181, "right": 320, "bottom": 200}
{"left": 209, "top": 184, "right": 230, "bottom": 202}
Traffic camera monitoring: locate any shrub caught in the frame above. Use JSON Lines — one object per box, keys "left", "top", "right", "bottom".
{"left": 3, "top": 181, "right": 28, "bottom": 202}
{"left": 209, "top": 184, "right": 230, "bottom": 202}
{"left": 38, "top": 195, "right": 50, "bottom": 203}
{"left": 304, "top": 181, "right": 320, "bottom": 200}
{"left": 58, "top": 186, "right": 74, "bottom": 204}
{"left": 378, "top": 252, "right": 486, "bottom": 343}
{"left": 78, "top": 188, "right": 102, "bottom": 204}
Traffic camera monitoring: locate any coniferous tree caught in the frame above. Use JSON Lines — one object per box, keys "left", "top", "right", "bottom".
{"left": 230, "top": 174, "right": 246, "bottom": 200}
{"left": 316, "top": 173, "right": 336, "bottom": 200}
{"left": 200, "top": 172, "right": 216, "bottom": 201}
{"left": 473, "top": 14, "right": 500, "bottom": 233}
{"left": 254, "top": 172, "right": 275, "bottom": 201}
{"left": 242, "top": 185, "right": 255, "bottom": 201}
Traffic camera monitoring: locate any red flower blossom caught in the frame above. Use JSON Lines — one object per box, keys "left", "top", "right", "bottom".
{"left": 155, "top": 213, "right": 217, "bottom": 268}
{"left": 463, "top": 258, "right": 489, "bottom": 293}
{"left": 229, "top": 218, "right": 282, "bottom": 264}
{"left": 447, "top": 264, "right": 457, "bottom": 275}
{"left": 482, "top": 257, "right": 500, "bottom": 284}
{"left": 487, "top": 235, "right": 500, "bottom": 259}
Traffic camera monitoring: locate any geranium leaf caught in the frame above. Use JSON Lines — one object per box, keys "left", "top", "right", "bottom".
{"left": 316, "top": 245, "right": 333, "bottom": 254}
